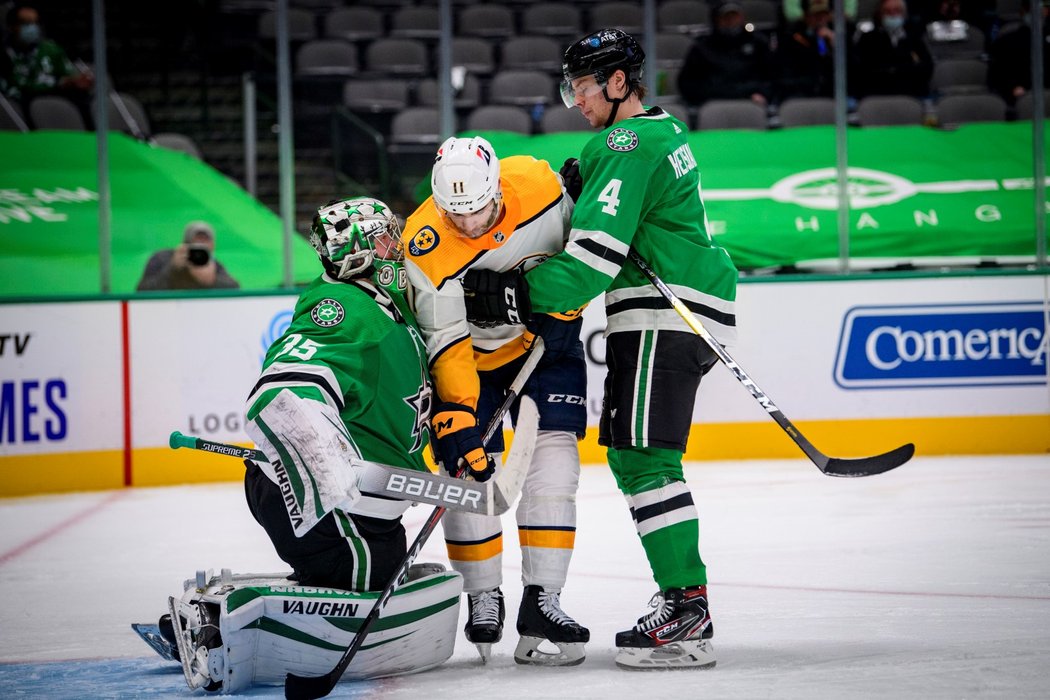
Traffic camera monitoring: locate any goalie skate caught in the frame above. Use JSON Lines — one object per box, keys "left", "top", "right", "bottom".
{"left": 614, "top": 586, "right": 716, "bottom": 670}
{"left": 168, "top": 596, "right": 224, "bottom": 691}
{"left": 131, "top": 618, "right": 179, "bottom": 662}
{"left": 514, "top": 585, "right": 589, "bottom": 666}
{"left": 465, "top": 588, "right": 504, "bottom": 663}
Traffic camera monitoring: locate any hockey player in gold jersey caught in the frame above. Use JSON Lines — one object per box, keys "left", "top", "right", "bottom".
{"left": 403, "top": 136, "right": 590, "bottom": 666}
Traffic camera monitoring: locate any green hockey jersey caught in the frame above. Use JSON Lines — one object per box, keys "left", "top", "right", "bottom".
{"left": 526, "top": 107, "right": 738, "bottom": 344}
{"left": 245, "top": 274, "right": 433, "bottom": 528}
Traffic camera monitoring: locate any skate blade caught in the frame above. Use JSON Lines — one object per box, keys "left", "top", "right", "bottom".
{"left": 131, "top": 623, "right": 178, "bottom": 662}
{"left": 513, "top": 636, "right": 586, "bottom": 667}
{"left": 615, "top": 639, "right": 716, "bottom": 670}
{"left": 474, "top": 642, "right": 493, "bottom": 664}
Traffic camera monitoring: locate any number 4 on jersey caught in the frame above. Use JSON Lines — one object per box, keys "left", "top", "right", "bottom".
{"left": 598, "top": 178, "right": 622, "bottom": 216}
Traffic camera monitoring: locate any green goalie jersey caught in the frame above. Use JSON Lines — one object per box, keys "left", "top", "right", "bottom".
{"left": 246, "top": 275, "right": 433, "bottom": 496}
{"left": 526, "top": 106, "right": 738, "bottom": 345}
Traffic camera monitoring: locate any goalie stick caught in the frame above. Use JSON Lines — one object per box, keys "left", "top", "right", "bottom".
{"left": 284, "top": 338, "right": 545, "bottom": 700}
{"left": 169, "top": 431, "right": 520, "bottom": 517}
{"left": 628, "top": 251, "right": 914, "bottom": 477}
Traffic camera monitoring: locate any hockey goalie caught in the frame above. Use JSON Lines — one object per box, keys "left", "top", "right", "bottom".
{"left": 134, "top": 198, "right": 467, "bottom": 692}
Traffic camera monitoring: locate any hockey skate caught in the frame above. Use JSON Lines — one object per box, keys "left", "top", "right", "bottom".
{"left": 514, "top": 585, "right": 589, "bottom": 666}
{"left": 465, "top": 588, "right": 504, "bottom": 663}
{"left": 131, "top": 613, "right": 180, "bottom": 662}
{"left": 614, "top": 586, "right": 716, "bottom": 670}
{"left": 168, "top": 596, "right": 224, "bottom": 691}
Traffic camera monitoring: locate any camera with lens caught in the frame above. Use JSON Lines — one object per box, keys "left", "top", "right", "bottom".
{"left": 187, "top": 245, "right": 211, "bottom": 266}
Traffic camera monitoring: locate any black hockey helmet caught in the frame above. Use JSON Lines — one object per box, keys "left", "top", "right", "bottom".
{"left": 562, "top": 28, "right": 645, "bottom": 88}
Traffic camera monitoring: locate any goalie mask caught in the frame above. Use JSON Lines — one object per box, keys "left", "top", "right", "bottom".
{"left": 431, "top": 136, "right": 503, "bottom": 239}
{"left": 310, "top": 197, "right": 403, "bottom": 281}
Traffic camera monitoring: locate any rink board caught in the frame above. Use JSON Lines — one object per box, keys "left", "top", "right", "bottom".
{"left": 0, "top": 273, "right": 1047, "bottom": 495}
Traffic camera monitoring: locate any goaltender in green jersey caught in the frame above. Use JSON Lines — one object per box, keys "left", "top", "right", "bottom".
{"left": 150, "top": 198, "right": 465, "bottom": 694}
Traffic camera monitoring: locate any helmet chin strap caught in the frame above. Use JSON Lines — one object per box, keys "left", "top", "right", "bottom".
{"left": 601, "top": 84, "right": 633, "bottom": 128}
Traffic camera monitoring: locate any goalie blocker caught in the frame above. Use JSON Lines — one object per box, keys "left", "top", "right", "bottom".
{"left": 144, "top": 565, "right": 462, "bottom": 694}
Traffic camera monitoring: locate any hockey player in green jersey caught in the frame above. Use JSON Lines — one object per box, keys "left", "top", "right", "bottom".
{"left": 153, "top": 197, "right": 466, "bottom": 693}
{"left": 466, "top": 29, "right": 736, "bottom": 670}
{"left": 243, "top": 196, "right": 437, "bottom": 591}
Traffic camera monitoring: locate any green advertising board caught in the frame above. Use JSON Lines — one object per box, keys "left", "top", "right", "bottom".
{"left": 471, "top": 122, "right": 1047, "bottom": 271}
{"left": 0, "top": 132, "right": 319, "bottom": 296}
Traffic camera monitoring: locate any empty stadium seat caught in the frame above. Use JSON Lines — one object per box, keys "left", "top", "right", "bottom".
{"left": 697, "top": 99, "right": 768, "bottom": 130}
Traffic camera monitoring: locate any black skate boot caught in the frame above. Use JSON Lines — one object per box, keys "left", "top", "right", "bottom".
{"left": 514, "top": 585, "right": 589, "bottom": 666}
{"left": 614, "top": 586, "right": 716, "bottom": 670}
{"left": 465, "top": 588, "right": 504, "bottom": 663}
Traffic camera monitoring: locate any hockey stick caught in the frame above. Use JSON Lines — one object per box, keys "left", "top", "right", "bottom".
{"left": 284, "top": 339, "right": 545, "bottom": 700}
{"left": 169, "top": 431, "right": 518, "bottom": 516}
{"left": 628, "top": 251, "right": 913, "bottom": 477}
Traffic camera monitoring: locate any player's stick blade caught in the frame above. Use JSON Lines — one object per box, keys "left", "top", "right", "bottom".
{"left": 820, "top": 443, "right": 915, "bottom": 477}
{"left": 284, "top": 672, "right": 336, "bottom": 700}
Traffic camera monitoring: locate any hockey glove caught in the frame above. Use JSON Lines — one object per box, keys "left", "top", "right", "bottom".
{"left": 559, "top": 158, "right": 582, "bottom": 203}
{"left": 462, "top": 268, "right": 532, "bottom": 328}
{"left": 524, "top": 312, "right": 583, "bottom": 361}
{"left": 431, "top": 402, "right": 496, "bottom": 482}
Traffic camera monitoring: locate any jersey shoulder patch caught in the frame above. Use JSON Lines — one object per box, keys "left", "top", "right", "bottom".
{"left": 310, "top": 298, "right": 345, "bottom": 327}
{"left": 409, "top": 225, "right": 439, "bottom": 256}
{"left": 606, "top": 127, "right": 639, "bottom": 152}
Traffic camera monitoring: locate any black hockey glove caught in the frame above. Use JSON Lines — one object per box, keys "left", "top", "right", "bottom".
{"left": 431, "top": 402, "right": 496, "bottom": 482}
{"left": 559, "top": 158, "right": 582, "bottom": 203}
{"left": 525, "top": 312, "right": 583, "bottom": 362}
{"left": 462, "top": 268, "right": 532, "bottom": 328}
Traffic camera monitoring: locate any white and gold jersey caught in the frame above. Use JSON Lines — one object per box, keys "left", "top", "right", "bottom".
{"left": 403, "top": 155, "right": 574, "bottom": 409}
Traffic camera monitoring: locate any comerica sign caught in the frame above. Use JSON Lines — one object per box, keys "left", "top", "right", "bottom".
{"left": 834, "top": 302, "right": 1048, "bottom": 389}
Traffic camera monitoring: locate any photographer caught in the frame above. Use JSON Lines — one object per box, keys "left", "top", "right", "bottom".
{"left": 136, "top": 220, "right": 239, "bottom": 291}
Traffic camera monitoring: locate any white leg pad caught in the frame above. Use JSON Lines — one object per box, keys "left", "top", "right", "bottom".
{"left": 170, "top": 567, "right": 462, "bottom": 693}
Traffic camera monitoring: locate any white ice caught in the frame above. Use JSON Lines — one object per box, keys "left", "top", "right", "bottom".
{"left": 1, "top": 455, "right": 1049, "bottom": 699}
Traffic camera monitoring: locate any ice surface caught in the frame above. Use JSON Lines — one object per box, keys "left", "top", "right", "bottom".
{"left": 1, "top": 455, "right": 1048, "bottom": 698}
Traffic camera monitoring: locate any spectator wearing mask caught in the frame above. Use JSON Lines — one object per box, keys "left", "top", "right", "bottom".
{"left": 852, "top": 0, "right": 934, "bottom": 98}
{"left": 678, "top": 2, "right": 775, "bottom": 107}
{"left": 776, "top": 0, "right": 837, "bottom": 101}
{"left": 136, "top": 221, "right": 240, "bottom": 291}
{"left": 2, "top": 4, "right": 93, "bottom": 111}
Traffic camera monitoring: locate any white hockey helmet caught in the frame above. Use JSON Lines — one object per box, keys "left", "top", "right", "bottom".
{"left": 431, "top": 136, "right": 501, "bottom": 215}
{"left": 309, "top": 197, "right": 403, "bottom": 281}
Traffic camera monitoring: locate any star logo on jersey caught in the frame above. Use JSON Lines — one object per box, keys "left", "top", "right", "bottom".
{"left": 403, "top": 371, "right": 433, "bottom": 454}
{"left": 409, "top": 226, "right": 439, "bottom": 256}
{"left": 310, "top": 298, "right": 345, "bottom": 327}
{"left": 607, "top": 128, "right": 639, "bottom": 152}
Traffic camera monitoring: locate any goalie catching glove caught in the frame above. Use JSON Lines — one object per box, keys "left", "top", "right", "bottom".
{"left": 431, "top": 402, "right": 496, "bottom": 482}
{"left": 462, "top": 268, "right": 532, "bottom": 328}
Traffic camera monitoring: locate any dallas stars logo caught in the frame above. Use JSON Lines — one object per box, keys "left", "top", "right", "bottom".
{"left": 607, "top": 127, "right": 639, "bottom": 152}
{"left": 403, "top": 371, "right": 433, "bottom": 453}
{"left": 310, "top": 298, "right": 345, "bottom": 327}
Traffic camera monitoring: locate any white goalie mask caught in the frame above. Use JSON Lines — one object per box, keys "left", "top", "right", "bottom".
{"left": 431, "top": 136, "right": 503, "bottom": 238}
{"left": 310, "top": 197, "right": 403, "bottom": 281}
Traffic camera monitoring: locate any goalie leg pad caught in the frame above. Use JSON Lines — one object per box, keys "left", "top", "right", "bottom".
{"left": 178, "top": 568, "right": 463, "bottom": 693}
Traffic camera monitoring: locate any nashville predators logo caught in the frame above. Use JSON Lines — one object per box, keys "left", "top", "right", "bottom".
{"left": 409, "top": 226, "right": 439, "bottom": 256}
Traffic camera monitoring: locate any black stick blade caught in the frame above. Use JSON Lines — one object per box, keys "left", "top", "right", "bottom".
{"left": 820, "top": 443, "right": 915, "bottom": 478}
{"left": 285, "top": 672, "right": 337, "bottom": 700}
